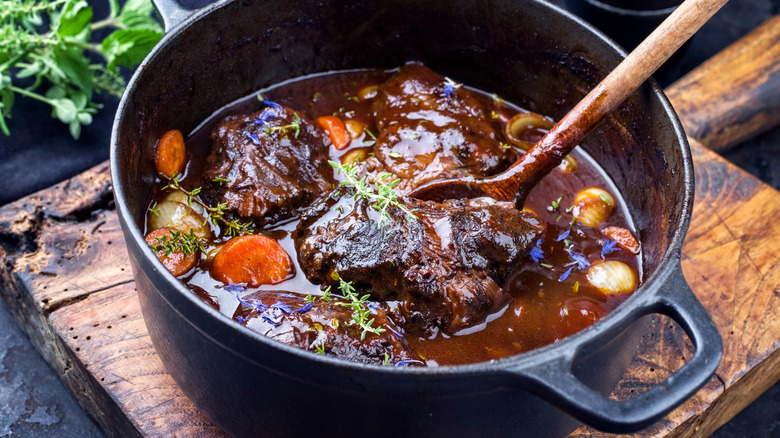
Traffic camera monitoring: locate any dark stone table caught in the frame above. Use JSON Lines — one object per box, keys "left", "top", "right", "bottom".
{"left": 0, "top": 0, "right": 777, "bottom": 436}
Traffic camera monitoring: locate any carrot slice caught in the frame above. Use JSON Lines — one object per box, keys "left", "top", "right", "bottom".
{"left": 145, "top": 227, "right": 198, "bottom": 276}
{"left": 154, "top": 129, "right": 187, "bottom": 178}
{"left": 317, "top": 115, "right": 351, "bottom": 150}
{"left": 602, "top": 226, "right": 640, "bottom": 254}
{"left": 211, "top": 235, "right": 294, "bottom": 287}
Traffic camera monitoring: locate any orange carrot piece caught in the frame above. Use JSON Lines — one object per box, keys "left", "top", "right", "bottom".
{"left": 317, "top": 115, "right": 351, "bottom": 150}
{"left": 211, "top": 235, "right": 294, "bottom": 287}
{"left": 602, "top": 226, "right": 640, "bottom": 254}
{"left": 145, "top": 227, "right": 198, "bottom": 276}
{"left": 155, "top": 129, "right": 187, "bottom": 178}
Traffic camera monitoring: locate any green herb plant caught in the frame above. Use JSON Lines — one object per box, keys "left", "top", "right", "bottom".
{"left": 0, "top": 0, "right": 163, "bottom": 138}
{"left": 329, "top": 160, "right": 418, "bottom": 228}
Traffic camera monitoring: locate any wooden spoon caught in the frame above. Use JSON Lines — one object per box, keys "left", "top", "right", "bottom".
{"left": 408, "top": 0, "right": 730, "bottom": 205}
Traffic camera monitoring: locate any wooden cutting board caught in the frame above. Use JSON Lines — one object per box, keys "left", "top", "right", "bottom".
{"left": 0, "top": 16, "right": 777, "bottom": 438}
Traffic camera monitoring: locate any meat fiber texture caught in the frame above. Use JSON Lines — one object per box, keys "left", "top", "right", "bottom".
{"left": 200, "top": 104, "right": 334, "bottom": 226}
{"left": 296, "top": 193, "right": 545, "bottom": 336}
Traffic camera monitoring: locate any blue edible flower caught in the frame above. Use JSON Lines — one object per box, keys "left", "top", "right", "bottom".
{"left": 247, "top": 132, "right": 262, "bottom": 145}
{"left": 530, "top": 239, "right": 544, "bottom": 263}
{"left": 253, "top": 107, "right": 275, "bottom": 126}
{"left": 442, "top": 77, "right": 461, "bottom": 98}
{"left": 601, "top": 238, "right": 619, "bottom": 258}
{"left": 271, "top": 300, "right": 293, "bottom": 314}
{"left": 223, "top": 283, "right": 246, "bottom": 293}
{"left": 556, "top": 230, "right": 570, "bottom": 242}
{"left": 263, "top": 97, "right": 282, "bottom": 110}
{"left": 566, "top": 248, "right": 590, "bottom": 270}
{"left": 559, "top": 265, "right": 576, "bottom": 282}
{"left": 262, "top": 313, "right": 284, "bottom": 326}
{"left": 395, "top": 359, "right": 425, "bottom": 367}
{"left": 293, "top": 302, "right": 313, "bottom": 314}
{"left": 559, "top": 247, "right": 591, "bottom": 282}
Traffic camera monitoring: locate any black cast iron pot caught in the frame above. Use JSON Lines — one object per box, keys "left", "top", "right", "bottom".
{"left": 110, "top": 0, "right": 722, "bottom": 436}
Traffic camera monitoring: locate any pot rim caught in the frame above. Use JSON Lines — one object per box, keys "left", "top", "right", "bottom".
{"left": 110, "top": 0, "right": 695, "bottom": 378}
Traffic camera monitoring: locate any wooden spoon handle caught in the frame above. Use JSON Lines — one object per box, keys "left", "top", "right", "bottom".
{"left": 666, "top": 15, "right": 780, "bottom": 151}
{"left": 510, "top": 0, "right": 730, "bottom": 202}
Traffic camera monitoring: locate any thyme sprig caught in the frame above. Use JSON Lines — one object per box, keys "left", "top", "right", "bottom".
{"left": 161, "top": 175, "right": 254, "bottom": 238}
{"left": 330, "top": 278, "right": 386, "bottom": 341}
{"left": 264, "top": 113, "right": 301, "bottom": 138}
{"left": 328, "top": 160, "right": 417, "bottom": 228}
{"left": 149, "top": 228, "right": 205, "bottom": 257}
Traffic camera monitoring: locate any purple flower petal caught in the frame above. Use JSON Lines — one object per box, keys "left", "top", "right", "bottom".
{"left": 601, "top": 238, "right": 619, "bottom": 258}
{"left": 294, "top": 302, "right": 313, "bottom": 314}
{"left": 263, "top": 97, "right": 282, "bottom": 110}
{"left": 530, "top": 239, "right": 544, "bottom": 263}
{"left": 559, "top": 265, "right": 576, "bottom": 282}
{"left": 556, "top": 229, "right": 570, "bottom": 242}
{"left": 247, "top": 132, "right": 262, "bottom": 145}
{"left": 224, "top": 283, "right": 246, "bottom": 293}
{"left": 253, "top": 108, "right": 274, "bottom": 125}
{"left": 566, "top": 248, "right": 590, "bottom": 270}
{"left": 271, "top": 300, "right": 293, "bottom": 314}
{"left": 395, "top": 359, "right": 425, "bottom": 367}
{"left": 262, "top": 312, "right": 284, "bottom": 326}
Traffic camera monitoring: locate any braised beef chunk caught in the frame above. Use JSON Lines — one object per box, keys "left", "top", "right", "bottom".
{"left": 368, "top": 62, "right": 516, "bottom": 191}
{"left": 232, "top": 290, "right": 417, "bottom": 366}
{"left": 200, "top": 104, "right": 334, "bottom": 225}
{"left": 296, "top": 190, "right": 545, "bottom": 336}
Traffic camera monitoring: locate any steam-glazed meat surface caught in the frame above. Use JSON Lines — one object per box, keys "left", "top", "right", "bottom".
{"left": 200, "top": 103, "right": 334, "bottom": 225}
{"left": 368, "top": 62, "right": 516, "bottom": 191}
{"left": 296, "top": 191, "right": 545, "bottom": 336}
{"left": 232, "top": 290, "right": 416, "bottom": 365}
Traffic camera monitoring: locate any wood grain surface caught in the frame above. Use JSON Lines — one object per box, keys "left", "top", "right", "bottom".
{"left": 665, "top": 15, "right": 780, "bottom": 152}
{"left": 0, "top": 14, "right": 778, "bottom": 438}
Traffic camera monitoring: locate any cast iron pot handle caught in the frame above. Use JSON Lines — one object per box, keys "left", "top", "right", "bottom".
{"left": 152, "top": 0, "right": 214, "bottom": 31}
{"left": 508, "top": 260, "right": 722, "bottom": 433}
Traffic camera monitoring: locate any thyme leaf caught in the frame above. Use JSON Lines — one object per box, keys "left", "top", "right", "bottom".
{"left": 328, "top": 160, "right": 417, "bottom": 229}
{"left": 149, "top": 228, "right": 206, "bottom": 257}
{"left": 332, "top": 278, "right": 386, "bottom": 341}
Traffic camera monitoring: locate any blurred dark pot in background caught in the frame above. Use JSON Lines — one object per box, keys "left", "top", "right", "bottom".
{"left": 566, "top": 0, "right": 687, "bottom": 51}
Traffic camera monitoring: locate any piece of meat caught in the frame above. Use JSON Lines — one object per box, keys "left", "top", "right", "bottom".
{"left": 231, "top": 289, "right": 419, "bottom": 366}
{"left": 295, "top": 189, "right": 545, "bottom": 336}
{"left": 200, "top": 103, "right": 334, "bottom": 226}
{"left": 366, "top": 62, "right": 517, "bottom": 191}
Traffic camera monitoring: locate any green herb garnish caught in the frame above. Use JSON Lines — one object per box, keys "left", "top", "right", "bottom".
{"left": 212, "top": 176, "right": 230, "bottom": 186}
{"left": 548, "top": 196, "right": 562, "bottom": 212}
{"left": 149, "top": 228, "right": 206, "bottom": 257}
{"left": 161, "top": 175, "right": 253, "bottom": 238}
{"left": 328, "top": 161, "right": 417, "bottom": 229}
{"left": 333, "top": 278, "right": 386, "bottom": 341}
{"left": 264, "top": 113, "right": 301, "bottom": 138}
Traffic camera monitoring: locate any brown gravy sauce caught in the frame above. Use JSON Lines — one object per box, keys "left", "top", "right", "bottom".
{"left": 150, "top": 68, "right": 641, "bottom": 366}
